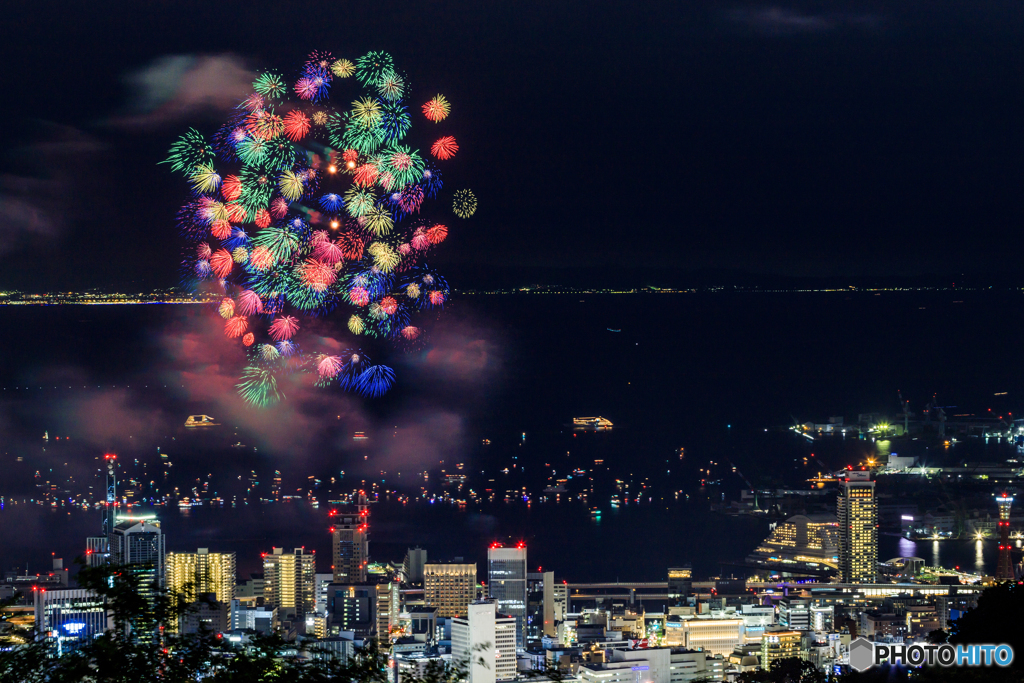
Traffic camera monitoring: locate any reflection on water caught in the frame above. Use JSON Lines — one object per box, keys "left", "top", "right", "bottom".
{"left": 890, "top": 536, "right": 997, "bottom": 575}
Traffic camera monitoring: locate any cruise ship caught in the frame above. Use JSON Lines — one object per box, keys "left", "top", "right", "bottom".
{"left": 573, "top": 416, "right": 613, "bottom": 431}
{"left": 184, "top": 415, "right": 219, "bottom": 427}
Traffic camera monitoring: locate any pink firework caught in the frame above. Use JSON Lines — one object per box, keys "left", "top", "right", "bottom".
{"left": 349, "top": 287, "right": 370, "bottom": 307}
{"left": 237, "top": 289, "right": 264, "bottom": 316}
{"left": 211, "top": 220, "right": 232, "bottom": 240}
{"left": 197, "top": 242, "right": 212, "bottom": 260}
{"left": 314, "top": 239, "right": 344, "bottom": 264}
{"left": 310, "top": 229, "right": 331, "bottom": 246}
{"left": 430, "top": 136, "right": 459, "bottom": 160}
{"left": 254, "top": 208, "right": 271, "bottom": 229}
{"left": 224, "top": 315, "right": 248, "bottom": 338}
{"left": 268, "top": 316, "right": 300, "bottom": 341}
{"left": 294, "top": 77, "right": 320, "bottom": 100}
{"left": 398, "top": 243, "right": 412, "bottom": 256}
{"left": 401, "top": 326, "right": 421, "bottom": 340}
{"left": 380, "top": 296, "right": 398, "bottom": 315}
{"left": 378, "top": 172, "right": 395, "bottom": 191}
{"left": 390, "top": 151, "right": 413, "bottom": 172}
{"left": 317, "top": 354, "right": 343, "bottom": 378}
{"left": 222, "top": 175, "right": 242, "bottom": 201}
{"left": 270, "top": 197, "right": 290, "bottom": 219}
{"left": 426, "top": 224, "right": 448, "bottom": 245}
{"left": 241, "top": 93, "right": 264, "bottom": 112}
{"left": 210, "top": 249, "right": 234, "bottom": 278}
{"left": 429, "top": 291, "right": 445, "bottom": 306}
{"left": 411, "top": 233, "right": 430, "bottom": 250}
{"left": 301, "top": 258, "right": 336, "bottom": 292}
{"left": 250, "top": 245, "right": 274, "bottom": 271}
{"left": 398, "top": 185, "right": 425, "bottom": 214}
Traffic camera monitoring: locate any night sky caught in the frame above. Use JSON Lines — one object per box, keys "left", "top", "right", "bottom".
{"left": 0, "top": 1, "right": 1020, "bottom": 290}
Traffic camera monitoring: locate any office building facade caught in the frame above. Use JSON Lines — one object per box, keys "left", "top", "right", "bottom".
{"left": 424, "top": 563, "right": 477, "bottom": 618}
{"left": 34, "top": 588, "right": 110, "bottom": 657}
{"left": 452, "top": 600, "right": 517, "bottom": 683}
{"left": 331, "top": 493, "right": 369, "bottom": 584}
{"left": 263, "top": 547, "right": 316, "bottom": 619}
{"left": 487, "top": 544, "right": 526, "bottom": 649}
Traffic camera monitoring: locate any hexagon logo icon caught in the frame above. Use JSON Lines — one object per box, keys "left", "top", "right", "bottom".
{"left": 849, "top": 637, "right": 875, "bottom": 672}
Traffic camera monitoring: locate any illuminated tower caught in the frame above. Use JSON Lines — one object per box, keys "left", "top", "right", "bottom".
{"left": 996, "top": 493, "right": 1015, "bottom": 581}
{"left": 85, "top": 453, "right": 117, "bottom": 567}
{"left": 331, "top": 491, "right": 369, "bottom": 583}
{"left": 837, "top": 471, "right": 877, "bottom": 583}
{"left": 487, "top": 543, "right": 527, "bottom": 649}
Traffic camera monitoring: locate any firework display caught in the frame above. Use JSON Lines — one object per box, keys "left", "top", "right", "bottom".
{"left": 167, "top": 51, "right": 470, "bottom": 406}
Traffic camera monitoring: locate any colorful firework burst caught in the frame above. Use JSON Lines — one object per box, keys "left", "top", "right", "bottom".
{"left": 166, "top": 50, "right": 468, "bottom": 405}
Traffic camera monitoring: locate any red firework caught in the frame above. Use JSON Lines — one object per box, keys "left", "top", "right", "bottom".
{"left": 210, "top": 248, "right": 234, "bottom": 277}
{"left": 224, "top": 315, "right": 248, "bottom": 338}
{"left": 222, "top": 175, "right": 242, "bottom": 202}
{"left": 411, "top": 233, "right": 430, "bottom": 250}
{"left": 337, "top": 231, "right": 365, "bottom": 260}
{"left": 401, "top": 326, "right": 421, "bottom": 340}
{"left": 342, "top": 149, "right": 359, "bottom": 163}
{"left": 283, "top": 111, "right": 311, "bottom": 141}
{"left": 254, "top": 208, "right": 271, "bottom": 228}
{"left": 430, "top": 136, "right": 459, "bottom": 160}
{"left": 426, "top": 224, "right": 448, "bottom": 245}
{"left": 268, "top": 315, "right": 300, "bottom": 341}
{"left": 314, "top": 240, "right": 344, "bottom": 264}
{"left": 211, "top": 220, "right": 232, "bottom": 240}
{"left": 317, "top": 355, "right": 343, "bottom": 378}
{"left": 237, "top": 289, "right": 264, "bottom": 316}
{"left": 353, "top": 163, "right": 379, "bottom": 187}
{"left": 380, "top": 296, "right": 398, "bottom": 315}
{"left": 429, "top": 291, "right": 445, "bottom": 306}
{"left": 250, "top": 246, "right": 274, "bottom": 271}
{"left": 242, "top": 332, "right": 255, "bottom": 347}
{"left": 197, "top": 242, "right": 212, "bottom": 260}
{"left": 270, "top": 197, "right": 290, "bottom": 219}
{"left": 349, "top": 287, "right": 370, "bottom": 307}
{"left": 301, "top": 258, "right": 337, "bottom": 292}
{"left": 422, "top": 96, "right": 450, "bottom": 123}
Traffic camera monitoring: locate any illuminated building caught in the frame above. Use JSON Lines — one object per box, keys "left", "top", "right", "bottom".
{"left": 166, "top": 548, "right": 236, "bottom": 604}
{"left": 331, "top": 492, "right": 369, "bottom": 584}
{"left": 376, "top": 581, "right": 400, "bottom": 639}
{"left": 526, "top": 571, "right": 556, "bottom": 645}
{"left": 166, "top": 548, "right": 236, "bottom": 632}
{"left": 667, "top": 566, "right": 692, "bottom": 602}
{"left": 404, "top": 547, "right": 427, "bottom": 584}
{"left": 746, "top": 514, "right": 839, "bottom": 575}
{"left": 996, "top": 493, "right": 1014, "bottom": 581}
{"left": 777, "top": 598, "right": 809, "bottom": 630}
{"left": 487, "top": 543, "right": 527, "bottom": 649}
{"left": 837, "top": 472, "right": 877, "bottom": 583}
{"left": 577, "top": 647, "right": 725, "bottom": 683}
{"left": 109, "top": 516, "right": 165, "bottom": 639}
{"left": 760, "top": 629, "right": 803, "bottom": 670}
{"left": 327, "top": 584, "right": 376, "bottom": 638}
{"left": 263, "top": 547, "right": 316, "bottom": 619}
{"left": 424, "top": 562, "right": 477, "bottom": 618}
{"left": 34, "top": 588, "right": 110, "bottom": 657}
{"left": 663, "top": 618, "right": 745, "bottom": 657}
{"left": 452, "top": 600, "right": 517, "bottom": 683}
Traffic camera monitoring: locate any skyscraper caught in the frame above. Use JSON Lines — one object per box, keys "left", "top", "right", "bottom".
{"left": 424, "top": 562, "right": 477, "bottom": 618}
{"left": 166, "top": 548, "right": 236, "bottom": 610}
{"left": 331, "top": 492, "right": 369, "bottom": 584}
{"left": 837, "top": 471, "right": 877, "bottom": 583}
{"left": 108, "top": 517, "right": 166, "bottom": 588}
{"left": 487, "top": 543, "right": 526, "bottom": 650}
{"left": 263, "top": 547, "right": 316, "bottom": 619}
{"left": 996, "top": 493, "right": 1015, "bottom": 581}
{"left": 452, "top": 600, "right": 518, "bottom": 683}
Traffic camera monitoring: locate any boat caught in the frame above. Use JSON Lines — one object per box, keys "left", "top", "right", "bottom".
{"left": 184, "top": 415, "right": 219, "bottom": 427}
{"left": 607, "top": 328, "right": 621, "bottom": 332}
{"left": 573, "top": 416, "right": 613, "bottom": 431}
{"left": 353, "top": 432, "right": 368, "bottom": 440}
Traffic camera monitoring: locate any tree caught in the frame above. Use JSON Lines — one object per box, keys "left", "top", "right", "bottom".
{"left": 738, "top": 657, "right": 825, "bottom": 683}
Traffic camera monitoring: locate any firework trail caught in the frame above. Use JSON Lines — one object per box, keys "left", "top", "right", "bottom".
{"left": 167, "top": 51, "right": 468, "bottom": 405}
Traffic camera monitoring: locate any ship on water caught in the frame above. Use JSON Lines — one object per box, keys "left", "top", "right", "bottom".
{"left": 184, "top": 415, "right": 219, "bottom": 427}
{"left": 573, "top": 416, "right": 613, "bottom": 431}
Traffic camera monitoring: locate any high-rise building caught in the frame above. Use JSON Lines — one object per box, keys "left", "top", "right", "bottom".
{"left": 108, "top": 516, "right": 166, "bottom": 620}
{"left": 404, "top": 547, "right": 428, "bottom": 584}
{"left": 777, "top": 598, "right": 809, "bottom": 630}
{"left": 331, "top": 492, "right": 369, "bottom": 584}
{"left": 326, "top": 584, "right": 376, "bottom": 638}
{"left": 263, "top": 547, "right": 316, "bottom": 619}
{"left": 996, "top": 493, "right": 1015, "bottom": 581}
{"left": 452, "top": 600, "right": 518, "bottom": 683}
{"left": 166, "top": 548, "right": 236, "bottom": 604}
{"left": 424, "top": 563, "right": 477, "bottom": 618}
{"left": 376, "top": 581, "right": 401, "bottom": 639}
{"left": 526, "top": 571, "right": 555, "bottom": 646}
{"left": 761, "top": 629, "right": 804, "bottom": 670}
{"left": 487, "top": 544, "right": 527, "bottom": 650}
{"left": 34, "top": 588, "right": 110, "bottom": 657}
{"left": 837, "top": 471, "right": 877, "bottom": 583}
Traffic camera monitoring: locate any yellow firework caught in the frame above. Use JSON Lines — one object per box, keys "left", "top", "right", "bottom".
{"left": 363, "top": 206, "right": 394, "bottom": 236}
{"left": 190, "top": 164, "right": 221, "bottom": 194}
{"left": 278, "top": 170, "right": 305, "bottom": 201}
{"left": 331, "top": 59, "right": 355, "bottom": 78}
{"left": 351, "top": 97, "right": 382, "bottom": 127}
{"left": 348, "top": 315, "right": 365, "bottom": 335}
